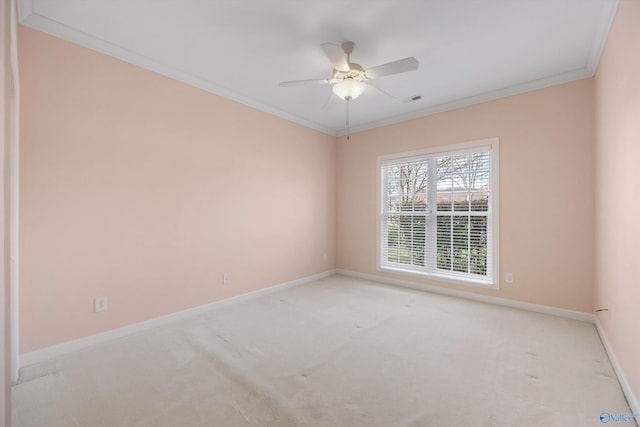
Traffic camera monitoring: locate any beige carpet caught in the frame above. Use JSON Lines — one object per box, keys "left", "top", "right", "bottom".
{"left": 13, "top": 275, "right": 633, "bottom": 426}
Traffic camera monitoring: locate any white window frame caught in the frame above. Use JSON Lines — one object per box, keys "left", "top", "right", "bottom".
{"left": 377, "top": 138, "right": 499, "bottom": 289}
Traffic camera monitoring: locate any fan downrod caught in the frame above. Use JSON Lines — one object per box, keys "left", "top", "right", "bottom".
{"left": 341, "top": 41, "right": 355, "bottom": 62}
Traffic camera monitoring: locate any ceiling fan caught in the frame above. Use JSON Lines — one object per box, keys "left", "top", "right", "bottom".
{"left": 280, "top": 41, "right": 419, "bottom": 103}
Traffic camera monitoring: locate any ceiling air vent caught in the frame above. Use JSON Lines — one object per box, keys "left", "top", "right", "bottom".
{"left": 404, "top": 95, "right": 422, "bottom": 103}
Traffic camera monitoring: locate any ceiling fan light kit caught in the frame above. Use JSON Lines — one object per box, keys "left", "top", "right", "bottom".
{"left": 332, "top": 80, "right": 366, "bottom": 100}
{"left": 280, "top": 41, "right": 419, "bottom": 137}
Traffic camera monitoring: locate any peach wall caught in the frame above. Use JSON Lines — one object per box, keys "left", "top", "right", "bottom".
{"left": 18, "top": 26, "right": 336, "bottom": 352}
{"left": 337, "top": 79, "right": 595, "bottom": 312}
{"left": 594, "top": 0, "right": 640, "bottom": 409}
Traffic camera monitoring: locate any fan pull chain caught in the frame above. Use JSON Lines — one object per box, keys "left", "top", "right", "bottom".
{"left": 346, "top": 96, "right": 351, "bottom": 141}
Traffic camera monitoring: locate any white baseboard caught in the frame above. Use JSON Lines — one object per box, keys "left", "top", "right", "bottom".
{"left": 21, "top": 268, "right": 637, "bottom": 416}
{"left": 336, "top": 269, "right": 596, "bottom": 323}
{"left": 20, "top": 270, "right": 336, "bottom": 369}
{"left": 338, "top": 269, "right": 639, "bottom": 416}
{"left": 595, "top": 319, "right": 640, "bottom": 415}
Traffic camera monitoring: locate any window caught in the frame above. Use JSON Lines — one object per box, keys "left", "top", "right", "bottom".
{"left": 378, "top": 139, "right": 499, "bottom": 287}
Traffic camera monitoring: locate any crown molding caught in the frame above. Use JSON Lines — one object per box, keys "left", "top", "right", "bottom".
{"left": 18, "top": 11, "right": 338, "bottom": 138}
{"left": 338, "top": 67, "right": 593, "bottom": 136}
{"left": 585, "top": 0, "right": 619, "bottom": 75}
{"left": 18, "top": 0, "right": 31, "bottom": 21}
{"left": 18, "top": 0, "right": 617, "bottom": 139}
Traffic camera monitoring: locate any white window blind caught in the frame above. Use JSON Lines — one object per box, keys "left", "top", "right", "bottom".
{"left": 379, "top": 140, "right": 498, "bottom": 287}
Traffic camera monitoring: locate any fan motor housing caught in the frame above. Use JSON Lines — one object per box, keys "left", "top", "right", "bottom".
{"left": 334, "top": 63, "right": 365, "bottom": 81}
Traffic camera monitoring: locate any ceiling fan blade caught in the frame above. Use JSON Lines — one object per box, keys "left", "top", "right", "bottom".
{"left": 365, "top": 82, "right": 399, "bottom": 101}
{"left": 279, "top": 78, "right": 331, "bottom": 87}
{"left": 364, "top": 57, "right": 419, "bottom": 79}
{"left": 320, "top": 43, "right": 350, "bottom": 72}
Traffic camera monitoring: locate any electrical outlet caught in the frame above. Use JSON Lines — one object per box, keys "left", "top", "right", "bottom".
{"left": 94, "top": 297, "right": 108, "bottom": 313}
{"left": 504, "top": 272, "right": 514, "bottom": 283}
{"left": 223, "top": 273, "right": 231, "bottom": 285}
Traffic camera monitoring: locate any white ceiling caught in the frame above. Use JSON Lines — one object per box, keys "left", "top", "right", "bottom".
{"left": 19, "top": 0, "right": 618, "bottom": 136}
